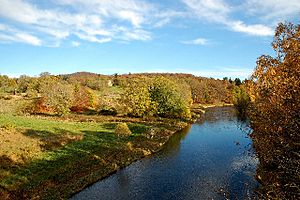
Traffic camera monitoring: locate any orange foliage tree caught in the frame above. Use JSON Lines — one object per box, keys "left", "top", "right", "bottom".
{"left": 248, "top": 22, "right": 300, "bottom": 199}
{"left": 70, "top": 85, "right": 98, "bottom": 112}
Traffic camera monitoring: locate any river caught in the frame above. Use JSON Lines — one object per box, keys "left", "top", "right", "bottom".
{"left": 71, "top": 107, "right": 259, "bottom": 200}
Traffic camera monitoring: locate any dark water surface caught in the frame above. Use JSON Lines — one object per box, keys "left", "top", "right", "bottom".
{"left": 71, "top": 107, "right": 259, "bottom": 200}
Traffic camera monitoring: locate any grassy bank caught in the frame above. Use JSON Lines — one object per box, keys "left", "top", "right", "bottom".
{"left": 0, "top": 113, "right": 187, "bottom": 199}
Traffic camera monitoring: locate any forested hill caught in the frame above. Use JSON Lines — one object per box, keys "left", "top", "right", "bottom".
{"left": 0, "top": 72, "right": 243, "bottom": 119}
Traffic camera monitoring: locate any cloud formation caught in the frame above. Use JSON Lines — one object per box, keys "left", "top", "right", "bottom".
{"left": 0, "top": 0, "right": 299, "bottom": 46}
{"left": 181, "top": 37, "right": 208, "bottom": 45}
{"left": 0, "top": 0, "right": 166, "bottom": 46}
{"left": 245, "top": 0, "right": 300, "bottom": 23}
{"left": 182, "top": 0, "right": 274, "bottom": 36}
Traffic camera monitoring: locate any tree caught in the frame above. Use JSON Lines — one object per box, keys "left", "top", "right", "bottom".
{"left": 232, "top": 85, "right": 250, "bottom": 117}
{"left": 248, "top": 22, "right": 300, "bottom": 199}
{"left": 149, "top": 77, "right": 192, "bottom": 119}
{"left": 112, "top": 73, "right": 119, "bottom": 86}
{"left": 0, "top": 75, "right": 17, "bottom": 93}
{"left": 234, "top": 78, "right": 242, "bottom": 86}
{"left": 17, "top": 75, "right": 32, "bottom": 93}
{"left": 39, "top": 72, "right": 51, "bottom": 77}
{"left": 37, "top": 82, "right": 74, "bottom": 115}
{"left": 121, "top": 79, "right": 155, "bottom": 117}
{"left": 71, "top": 85, "right": 98, "bottom": 112}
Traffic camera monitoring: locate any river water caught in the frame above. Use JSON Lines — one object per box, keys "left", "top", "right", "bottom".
{"left": 71, "top": 107, "right": 259, "bottom": 200}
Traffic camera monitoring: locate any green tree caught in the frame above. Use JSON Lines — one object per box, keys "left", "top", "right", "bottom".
{"left": 232, "top": 86, "right": 250, "bottom": 117}
{"left": 149, "top": 77, "right": 191, "bottom": 119}
{"left": 122, "top": 79, "right": 155, "bottom": 117}
{"left": 234, "top": 78, "right": 242, "bottom": 86}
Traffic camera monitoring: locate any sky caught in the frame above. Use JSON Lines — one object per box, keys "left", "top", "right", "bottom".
{"left": 0, "top": 0, "right": 299, "bottom": 79}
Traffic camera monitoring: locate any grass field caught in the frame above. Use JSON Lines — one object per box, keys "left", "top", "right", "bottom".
{"left": 0, "top": 101, "right": 186, "bottom": 199}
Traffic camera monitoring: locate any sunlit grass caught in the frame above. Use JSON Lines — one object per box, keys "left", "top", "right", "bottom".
{"left": 0, "top": 113, "right": 151, "bottom": 198}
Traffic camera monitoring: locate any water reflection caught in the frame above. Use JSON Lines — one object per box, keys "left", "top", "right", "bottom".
{"left": 71, "top": 107, "right": 258, "bottom": 200}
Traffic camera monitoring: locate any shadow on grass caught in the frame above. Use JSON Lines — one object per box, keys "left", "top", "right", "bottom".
{"left": 1, "top": 120, "right": 156, "bottom": 199}
{"left": 23, "top": 128, "right": 84, "bottom": 151}
{"left": 0, "top": 155, "right": 21, "bottom": 170}
{"left": 100, "top": 122, "right": 117, "bottom": 130}
{"left": 0, "top": 126, "right": 128, "bottom": 197}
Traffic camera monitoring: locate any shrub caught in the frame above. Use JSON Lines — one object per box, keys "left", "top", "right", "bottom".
{"left": 115, "top": 123, "right": 132, "bottom": 137}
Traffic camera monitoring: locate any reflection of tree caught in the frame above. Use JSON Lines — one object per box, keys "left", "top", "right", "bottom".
{"left": 200, "top": 107, "right": 237, "bottom": 124}
{"left": 161, "top": 125, "right": 191, "bottom": 156}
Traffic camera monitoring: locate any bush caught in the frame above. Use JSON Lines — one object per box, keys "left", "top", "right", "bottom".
{"left": 115, "top": 123, "right": 132, "bottom": 137}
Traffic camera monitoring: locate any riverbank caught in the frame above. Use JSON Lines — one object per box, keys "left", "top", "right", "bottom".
{"left": 71, "top": 106, "right": 259, "bottom": 200}
{"left": 0, "top": 113, "right": 188, "bottom": 199}
{"left": 0, "top": 100, "right": 231, "bottom": 199}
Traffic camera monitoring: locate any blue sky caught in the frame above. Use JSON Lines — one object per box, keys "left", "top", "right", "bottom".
{"left": 0, "top": 0, "right": 299, "bottom": 79}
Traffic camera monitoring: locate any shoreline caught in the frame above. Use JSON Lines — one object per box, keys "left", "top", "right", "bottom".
{"left": 69, "top": 104, "right": 233, "bottom": 198}
{"left": 0, "top": 114, "right": 189, "bottom": 200}
{"left": 69, "top": 121, "right": 188, "bottom": 199}
{"left": 1, "top": 104, "right": 230, "bottom": 199}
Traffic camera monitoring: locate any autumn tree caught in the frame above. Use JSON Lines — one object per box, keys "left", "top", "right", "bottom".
{"left": 248, "top": 22, "right": 300, "bottom": 199}
{"left": 70, "top": 85, "right": 98, "bottom": 112}
{"left": 37, "top": 82, "right": 74, "bottom": 115}
{"left": 121, "top": 79, "right": 155, "bottom": 117}
{"left": 0, "top": 75, "right": 17, "bottom": 93}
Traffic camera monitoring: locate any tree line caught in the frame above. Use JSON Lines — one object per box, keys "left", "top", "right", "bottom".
{"left": 0, "top": 71, "right": 245, "bottom": 119}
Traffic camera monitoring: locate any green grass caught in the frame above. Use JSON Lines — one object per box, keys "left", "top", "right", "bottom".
{"left": 0, "top": 113, "right": 113, "bottom": 134}
{"left": 0, "top": 97, "right": 185, "bottom": 199}
{"left": 0, "top": 113, "right": 152, "bottom": 199}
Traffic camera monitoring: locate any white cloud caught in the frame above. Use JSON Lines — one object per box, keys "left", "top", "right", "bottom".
{"left": 0, "top": 0, "right": 298, "bottom": 46}
{"left": 71, "top": 41, "right": 80, "bottom": 47}
{"left": 0, "top": 0, "right": 39, "bottom": 24}
{"left": 181, "top": 0, "right": 274, "bottom": 37}
{"left": 0, "top": 23, "right": 41, "bottom": 46}
{"left": 229, "top": 21, "right": 273, "bottom": 36}
{"left": 75, "top": 33, "right": 112, "bottom": 43}
{"left": 182, "top": 0, "right": 229, "bottom": 23}
{"left": 181, "top": 37, "right": 208, "bottom": 45}
{"left": 0, "top": 0, "right": 174, "bottom": 46}
{"left": 120, "top": 29, "right": 151, "bottom": 41}
{"left": 14, "top": 33, "right": 41, "bottom": 46}
{"left": 245, "top": 0, "right": 300, "bottom": 23}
